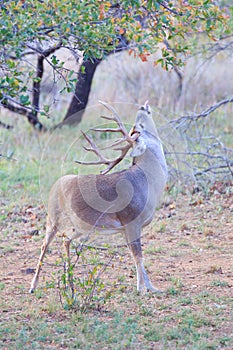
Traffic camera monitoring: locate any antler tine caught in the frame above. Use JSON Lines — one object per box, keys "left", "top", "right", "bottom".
{"left": 90, "top": 126, "right": 122, "bottom": 133}
{"left": 99, "top": 100, "right": 120, "bottom": 117}
{"left": 75, "top": 130, "right": 109, "bottom": 165}
{"left": 100, "top": 144, "right": 131, "bottom": 175}
{"left": 81, "top": 131, "right": 100, "bottom": 156}
{"left": 100, "top": 138, "right": 127, "bottom": 150}
{"left": 98, "top": 100, "right": 131, "bottom": 140}
{"left": 75, "top": 159, "right": 105, "bottom": 165}
{"left": 100, "top": 130, "right": 139, "bottom": 151}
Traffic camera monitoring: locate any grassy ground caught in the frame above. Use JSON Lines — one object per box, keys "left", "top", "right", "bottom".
{"left": 1, "top": 115, "right": 233, "bottom": 349}
{"left": 0, "top": 183, "right": 232, "bottom": 349}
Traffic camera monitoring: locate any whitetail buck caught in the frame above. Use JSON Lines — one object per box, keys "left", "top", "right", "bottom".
{"left": 30, "top": 101, "right": 167, "bottom": 293}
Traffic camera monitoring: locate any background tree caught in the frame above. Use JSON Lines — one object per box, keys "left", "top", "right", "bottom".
{"left": 0, "top": 0, "right": 231, "bottom": 129}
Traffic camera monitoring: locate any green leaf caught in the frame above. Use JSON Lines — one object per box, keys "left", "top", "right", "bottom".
{"left": 19, "top": 94, "right": 30, "bottom": 106}
{"left": 43, "top": 105, "right": 50, "bottom": 113}
{"left": 51, "top": 55, "right": 59, "bottom": 66}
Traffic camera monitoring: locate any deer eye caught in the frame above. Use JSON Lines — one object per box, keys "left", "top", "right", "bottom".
{"left": 139, "top": 123, "right": 144, "bottom": 129}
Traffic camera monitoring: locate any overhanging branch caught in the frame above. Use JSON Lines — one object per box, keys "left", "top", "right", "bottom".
{"left": 1, "top": 98, "right": 29, "bottom": 116}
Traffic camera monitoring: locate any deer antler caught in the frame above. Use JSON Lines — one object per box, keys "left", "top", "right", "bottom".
{"left": 92, "top": 100, "right": 136, "bottom": 145}
{"left": 75, "top": 101, "right": 139, "bottom": 175}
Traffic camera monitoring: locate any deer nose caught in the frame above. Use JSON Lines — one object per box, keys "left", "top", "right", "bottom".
{"left": 129, "top": 125, "right": 140, "bottom": 137}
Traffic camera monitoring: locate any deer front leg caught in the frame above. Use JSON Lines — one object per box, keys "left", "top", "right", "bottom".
{"left": 128, "top": 237, "right": 162, "bottom": 293}
{"left": 127, "top": 238, "right": 144, "bottom": 292}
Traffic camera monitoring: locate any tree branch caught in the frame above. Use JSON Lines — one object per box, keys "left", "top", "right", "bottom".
{"left": 160, "top": 1, "right": 183, "bottom": 16}
{"left": 1, "top": 98, "right": 28, "bottom": 116}
{"left": 26, "top": 40, "right": 62, "bottom": 58}
{"left": 1, "top": 41, "right": 62, "bottom": 130}
{"left": 163, "top": 39, "right": 183, "bottom": 99}
{"left": 194, "top": 162, "right": 233, "bottom": 176}
{"left": 169, "top": 96, "right": 233, "bottom": 129}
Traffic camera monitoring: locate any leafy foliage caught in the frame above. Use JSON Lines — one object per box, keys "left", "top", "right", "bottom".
{"left": 0, "top": 0, "right": 231, "bottom": 123}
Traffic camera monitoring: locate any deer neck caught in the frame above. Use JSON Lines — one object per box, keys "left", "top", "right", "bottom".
{"left": 133, "top": 139, "right": 167, "bottom": 181}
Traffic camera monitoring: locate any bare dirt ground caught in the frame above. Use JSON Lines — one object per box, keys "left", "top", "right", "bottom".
{"left": 0, "top": 184, "right": 232, "bottom": 349}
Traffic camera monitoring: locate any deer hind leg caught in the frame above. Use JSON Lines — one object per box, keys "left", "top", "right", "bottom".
{"left": 63, "top": 237, "right": 74, "bottom": 292}
{"left": 127, "top": 237, "right": 162, "bottom": 293}
{"left": 29, "top": 219, "right": 57, "bottom": 293}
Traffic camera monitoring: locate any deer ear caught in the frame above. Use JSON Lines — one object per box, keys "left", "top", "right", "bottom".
{"left": 143, "top": 100, "right": 151, "bottom": 113}
{"left": 130, "top": 139, "right": 147, "bottom": 157}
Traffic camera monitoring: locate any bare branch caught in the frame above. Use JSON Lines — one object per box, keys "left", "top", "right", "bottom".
{"left": 1, "top": 97, "right": 29, "bottom": 116}
{"left": 194, "top": 162, "right": 233, "bottom": 176}
{"left": 170, "top": 96, "right": 233, "bottom": 129}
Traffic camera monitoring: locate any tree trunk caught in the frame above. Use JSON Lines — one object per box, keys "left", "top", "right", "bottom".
{"left": 63, "top": 58, "right": 101, "bottom": 126}
{"left": 27, "top": 55, "right": 45, "bottom": 131}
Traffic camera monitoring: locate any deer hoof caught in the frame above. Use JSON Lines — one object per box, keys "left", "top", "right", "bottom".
{"left": 147, "top": 287, "right": 163, "bottom": 294}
